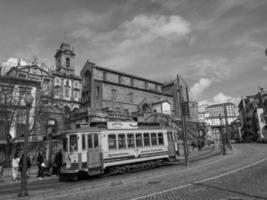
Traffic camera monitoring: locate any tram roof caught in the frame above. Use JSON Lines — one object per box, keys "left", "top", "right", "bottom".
{"left": 53, "top": 126, "right": 180, "bottom": 138}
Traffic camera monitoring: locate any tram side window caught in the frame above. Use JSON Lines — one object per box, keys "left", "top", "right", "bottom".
{"left": 118, "top": 134, "right": 126, "bottom": 149}
{"left": 70, "top": 135, "right": 78, "bottom": 152}
{"left": 94, "top": 133, "right": 99, "bottom": 148}
{"left": 108, "top": 134, "right": 117, "bottom": 150}
{"left": 82, "top": 134, "right": 86, "bottom": 151}
{"left": 158, "top": 133, "right": 164, "bottom": 145}
{"left": 127, "top": 134, "right": 135, "bottom": 148}
{"left": 151, "top": 133, "right": 157, "bottom": 146}
{"left": 136, "top": 133, "right": 143, "bottom": 147}
{"left": 88, "top": 135, "right": 93, "bottom": 149}
{"left": 143, "top": 133, "right": 150, "bottom": 146}
{"left": 63, "top": 137, "right": 68, "bottom": 151}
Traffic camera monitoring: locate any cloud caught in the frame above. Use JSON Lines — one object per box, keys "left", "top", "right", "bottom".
{"left": 72, "top": 14, "right": 191, "bottom": 70}
{"left": 185, "top": 56, "right": 232, "bottom": 81}
{"left": 1, "top": 58, "right": 28, "bottom": 75}
{"left": 190, "top": 78, "right": 212, "bottom": 100}
{"left": 199, "top": 92, "right": 240, "bottom": 107}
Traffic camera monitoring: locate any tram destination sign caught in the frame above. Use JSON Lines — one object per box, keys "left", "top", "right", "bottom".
{"left": 107, "top": 121, "right": 138, "bottom": 130}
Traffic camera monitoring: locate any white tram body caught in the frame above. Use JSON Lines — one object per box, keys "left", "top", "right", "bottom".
{"left": 57, "top": 122, "right": 180, "bottom": 179}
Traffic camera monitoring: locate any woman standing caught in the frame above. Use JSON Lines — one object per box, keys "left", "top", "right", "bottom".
{"left": 11, "top": 153, "right": 20, "bottom": 181}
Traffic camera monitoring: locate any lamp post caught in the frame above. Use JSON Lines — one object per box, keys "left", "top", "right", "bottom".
{"left": 177, "top": 75, "right": 189, "bottom": 166}
{"left": 18, "top": 93, "right": 33, "bottom": 197}
{"left": 219, "top": 114, "right": 226, "bottom": 155}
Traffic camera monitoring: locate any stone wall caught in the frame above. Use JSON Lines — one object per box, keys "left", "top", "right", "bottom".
{"left": 100, "top": 82, "right": 173, "bottom": 113}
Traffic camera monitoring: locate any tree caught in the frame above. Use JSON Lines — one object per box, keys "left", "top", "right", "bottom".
{"left": 0, "top": 76, "right": 46, "bottom": 168}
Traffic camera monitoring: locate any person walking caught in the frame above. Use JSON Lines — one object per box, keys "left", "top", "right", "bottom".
{"left": 36, "top": 151, "right": 44, "bottom": 178}
{"left": 11, "top": 152, "right": 20, "bottom": 181}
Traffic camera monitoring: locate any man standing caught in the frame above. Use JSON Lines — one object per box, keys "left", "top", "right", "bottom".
{"left": 53, "top": 149, "right": 62, "bottom": 176}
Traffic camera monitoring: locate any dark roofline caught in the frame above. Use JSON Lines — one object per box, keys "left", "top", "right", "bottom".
{"left": 94, "top": 65, "right": 164, "bottom": 86}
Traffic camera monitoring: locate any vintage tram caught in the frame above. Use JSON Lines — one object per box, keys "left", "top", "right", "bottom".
{"left": 55, "top": 122, "right": 181, "bottom": 180}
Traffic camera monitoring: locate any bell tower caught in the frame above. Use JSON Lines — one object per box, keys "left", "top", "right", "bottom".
{"left": 54, "top": 39, "right": 75, "bottom": 75}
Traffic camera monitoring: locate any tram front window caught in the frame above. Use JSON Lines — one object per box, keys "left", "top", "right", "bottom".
{"left": 70, "top": 135, "right": 78, "bottom": 152}
{"left": 63, "top": 137, "right": 68, "bottom": 152}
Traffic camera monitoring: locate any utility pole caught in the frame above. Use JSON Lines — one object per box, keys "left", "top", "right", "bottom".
{"left": 223, "top": 104, "right": 232, "bottom": 150}
{"left": 177, "top": 75, "right": 189, "bottom": 166}
{"left": 219, "top": 114, "right": 226, "bottom": 155}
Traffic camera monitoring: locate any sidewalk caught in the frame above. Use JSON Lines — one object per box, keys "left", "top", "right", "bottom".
{"left": 0, "top": 166, "right": 56, "bottom": 185}
{"left": 0, "top": 144, "right": 221, "bottom": 186}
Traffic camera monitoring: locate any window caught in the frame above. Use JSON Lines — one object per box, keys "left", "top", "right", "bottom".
{"left": 96, "top": 86, "right": 100, "bottom": 98}
{"left": 143, "top": 133, "right": 150, "bottom": 146}
{"left": 108, "top": 134, "right": 117, "bottom": 150}
{"left": 167, "top": 132, "right": 173, "bottom": 141}
{"left": 151, "top": 133, "right": 157, "bottom": 146}
{"left": 54, "top": 86, "right": 61, "bottom": 98}
{"left": 70, "top": 135, "right": 78, "bottom": 152}
{"left": 94, "top": 133, "right": 99, "bottom": 148}
{"left": 74, "top": 91, "right": 79, "bottom": 99}
{"left": 64, "top": 85, "right": 70, "bottom": 98}
{"left": 18, "top": 73, "right": 26, "bottom": 79}
{"left": 127, "top": 134, "right": 135, "bottom": 148}
{"left": 66, "top": 58, "right": 70, "bottom": 67}
{"left": 88, "top": 135, "right": 93, "bottom": 149}
{"left": 42, "top": 79, "right": 50, "bottom": 96}
{"left": 118, "top": 134, "right": 126, "bottom": 149}
{"left": 63, "top": 137, "right": 68, "bottom": 151}
{"left": 111, "top": 89, "right": 117, "bottom": 100}
{"left": 81, "top": 134, "right": 86, "bottom": 150}
{"left": 74, "top": 81, "right": 79, "bottom": 88}
{"left": 136, "top": 133, "right": 143, "bottom": 147}
{"left": 158, "top": 133, "right": 164, "bottom": 145}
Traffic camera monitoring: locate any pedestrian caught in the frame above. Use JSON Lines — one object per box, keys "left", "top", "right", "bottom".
{"left": 0, "top": 155, "right": 5, "bottom": 182}
{"left": 52, "top": 149, "right": 62, "bottom": 176}
{"left": 36, "top": 151, "right": 44, "bottom": 178}
{"left": 11, "top": 152, "right": 20, "bottom": 181}
{"left": 19, "top": 154, "right": 31, "bottom": 178}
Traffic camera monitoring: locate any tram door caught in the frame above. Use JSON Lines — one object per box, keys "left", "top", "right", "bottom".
{"left": 87, "top": 133, "right": 101, "bottom": 175}
{"left": 167, "top": 132, "right": 176, "bottom": 157}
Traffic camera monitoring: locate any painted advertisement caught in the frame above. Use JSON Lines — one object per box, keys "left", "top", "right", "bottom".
{"left": 107, "top": 121, "right": 138, "bottom": 129}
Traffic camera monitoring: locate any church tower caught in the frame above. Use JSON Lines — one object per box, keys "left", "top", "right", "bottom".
{"left": 54, "top": 40, "right": 75, "bottom": 75}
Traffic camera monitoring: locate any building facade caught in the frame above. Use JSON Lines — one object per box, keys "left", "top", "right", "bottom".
{"left": 0, "top": 76, "right": 41, "bottom": 142}
{"left": 199, "top": 102, "right": 238, "bottom": 139}
{"left": 2, "top": 40, "right": 82, "bottom": 140}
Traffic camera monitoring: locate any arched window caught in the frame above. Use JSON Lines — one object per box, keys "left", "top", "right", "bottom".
{"left": 66, "top": 58, "right": 70, "bottom": 68}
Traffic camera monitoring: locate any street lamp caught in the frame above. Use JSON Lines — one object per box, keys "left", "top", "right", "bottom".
{"left": 219, "top": 114, "right": 226, "bottom": 155}
{"left": 18, "top": 93, "right": 33, "bottom": 197}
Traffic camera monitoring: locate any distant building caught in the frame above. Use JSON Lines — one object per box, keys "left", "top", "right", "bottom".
{"left": 199, "top": 102, "right": 238, "bottom": 137}
{"left": 238, "top": 88, "right": 267, "bottom": 142}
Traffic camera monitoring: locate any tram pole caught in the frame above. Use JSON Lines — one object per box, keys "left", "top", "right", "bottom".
{"left": 177, "top": 75, "right": 189, "bottom": 167}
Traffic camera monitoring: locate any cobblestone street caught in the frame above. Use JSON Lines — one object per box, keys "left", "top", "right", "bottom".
{"left": 3, "top": 143, "right": 263, "bottom": 200}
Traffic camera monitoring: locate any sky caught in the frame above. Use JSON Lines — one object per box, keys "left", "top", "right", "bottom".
{"left": 1, "top": 0, "right": 267, "bottom": 106}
